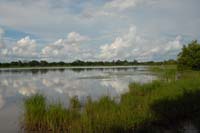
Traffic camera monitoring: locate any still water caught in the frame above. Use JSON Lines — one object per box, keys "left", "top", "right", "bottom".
{"left": 0, "top": 66, "right": 156, "bottom": 132}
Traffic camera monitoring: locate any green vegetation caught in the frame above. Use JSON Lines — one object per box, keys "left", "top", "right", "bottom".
{"left": 22, "top": 65, "right": 200, "bottom": 132}
{"left": 177, "top": 40, "right": 200, "bottom": 70}
{"left": 0, "top": 59, "right": 176, "bottom": 68}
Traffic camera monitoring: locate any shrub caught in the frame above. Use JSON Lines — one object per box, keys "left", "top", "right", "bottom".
{"left": 177, "top": 40, "right": 200, "bottom": 70}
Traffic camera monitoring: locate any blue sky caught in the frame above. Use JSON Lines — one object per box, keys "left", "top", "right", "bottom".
{"left": 0, "top": 0, "right": 200, "bottom": 62}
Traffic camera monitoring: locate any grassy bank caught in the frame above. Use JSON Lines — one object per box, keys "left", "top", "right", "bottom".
{"left": 22, "top": 65, "right": 200, "bottom": 132}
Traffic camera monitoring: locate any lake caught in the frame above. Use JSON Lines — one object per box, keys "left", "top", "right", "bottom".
{"left": 0, "top": 66, "right": 156, "bottom": 132}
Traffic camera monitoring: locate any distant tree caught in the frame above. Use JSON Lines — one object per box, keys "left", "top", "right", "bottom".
{"left": 18, "top": 60, "right": 24, "bottom": 66}
{"left": 29, "top": 60, "right": 40, "bottom": 66}
{"left": 40, "top": 60, "right": 48, "bottom": 66}
{"left": 58, "top": 61, "right": 65, "bottom": 66}
{"left": 71, "top": 60, "right": 84, "bottom": 66}
{"left": 177, "top": 40, "right": 200, "bottom": 70}
{"left": 11, "top": 61, "right": 19, "bottom": 66}
{"left": 116, "top": 60, "right": 122, "bottom": 65}
{"left": 132, "top": 59, "right": 138, "bottom": 65}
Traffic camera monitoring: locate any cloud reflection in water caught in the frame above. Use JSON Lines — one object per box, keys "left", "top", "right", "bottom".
{"left": 0, "top": 67, "right": 156, "bottom": 109}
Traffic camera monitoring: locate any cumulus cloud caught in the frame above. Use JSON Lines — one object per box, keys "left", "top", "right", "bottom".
{"left": 42, "top": 32, "right": 89, "bottom": 60}
{"left": 0, "top": 35, "right": 39, "bottom": 60}
{"left": 0, "top": 31, "right": 93, "bottom": 61}
{"left": 0, "top": 25, "right": 183, "bottom": 61}
{"left": 0, "top": 26, "right": 183, "bottom": 61}
{"left": 140, "top": 36, "right": 182, "bottom": 60}
{"left": 67, "top": 32, "right": 89, "bottom": 43}
{"left": 99, "top": 26, "right": 143, "bottom": 60}
{"left": 99, "top": 26, "right": 183, "bottom": 61}
{"left": 11, "top": 36, "right": 38, "bottom": 58}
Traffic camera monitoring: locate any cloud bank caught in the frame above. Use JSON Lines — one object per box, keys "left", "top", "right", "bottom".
{"left": 0, "top": 25, "right": 183, "bottom": 61}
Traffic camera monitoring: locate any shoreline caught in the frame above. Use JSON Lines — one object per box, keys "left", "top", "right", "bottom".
{"left": 0, "top": 65, "right": 150, "bottom": 70}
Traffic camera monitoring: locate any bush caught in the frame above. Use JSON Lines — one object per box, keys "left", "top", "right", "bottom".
{"left": 177, "top": 40, "right": 200, "bottom": 70}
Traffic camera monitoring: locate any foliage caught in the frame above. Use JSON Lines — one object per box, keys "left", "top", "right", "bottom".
{"left": 177, "top": 40, "right": 200, "bottom": 70}
{"left": 0, "top": 59, "right": 177, "bottom": 68}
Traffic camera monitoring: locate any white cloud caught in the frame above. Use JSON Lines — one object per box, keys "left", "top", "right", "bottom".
{"left": 67, "top": 32, "right": 89, "bottom": 43}
{"left": 99, "top": 26, "right": 183, "bottom": 61}
{"left": 105, "top": 0, "right": 139, "bottom": 11}
{"left": 0, "top": 35, "right": 39, "bottom": 61}
{"left": 42, "top": 32, "right": 89, "bottom": 60}
{"left": 82, "top": 0, "right": 156, "bottom": 19}
{"left": 11, "top": 36, "right": 38, "bottom": 58}
{"left": 140, "top": 36, "right": 182, "bottom": 58}
{"left": 99, "top": 26, "right": 143, "bottom": 59}
{"left": 104, "top": 0, "right": 166, "bottom": 11}
{"left": 165, "top": 36, "right": 182, "bottom": 51}
{"left": 0, "top": 31, "right": 93, "bottom": 61}
{"left": 0, "top": 25, "right": 183, "bottom": 61}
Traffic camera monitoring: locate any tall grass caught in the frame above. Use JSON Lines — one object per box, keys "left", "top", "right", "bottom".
{"left": 22, "top": 65, "right": 200, "bottom": 132}
{"left": 23, "top": 94, "right": 46, "bottom": 131}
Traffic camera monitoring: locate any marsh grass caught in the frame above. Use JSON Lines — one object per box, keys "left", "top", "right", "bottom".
{"left": 23, "top": 94, "right": 46, "bottom": 131}
{"left": 22, "top": 65, "right": 200, "bottom": 132}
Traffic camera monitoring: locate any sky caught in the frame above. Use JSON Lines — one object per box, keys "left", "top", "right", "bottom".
{"left": 0, "top": 0, "right": 200, "bottom": 62}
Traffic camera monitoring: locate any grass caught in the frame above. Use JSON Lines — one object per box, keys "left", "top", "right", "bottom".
{"left": 22, "top": 65, "right": 200, "bottom": 132}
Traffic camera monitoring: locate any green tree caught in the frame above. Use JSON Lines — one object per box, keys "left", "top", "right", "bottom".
{"left": 177, "top": 40, "right": 200, "bottom": 70}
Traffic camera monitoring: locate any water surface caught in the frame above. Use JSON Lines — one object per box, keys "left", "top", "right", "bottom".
{"left": 0, "top": 66, "right": 156, "bottom": 132}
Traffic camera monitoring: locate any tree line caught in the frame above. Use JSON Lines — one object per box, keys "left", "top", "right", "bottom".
{"left": 0, "top": 59, "right": 177, "bottom": 68}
